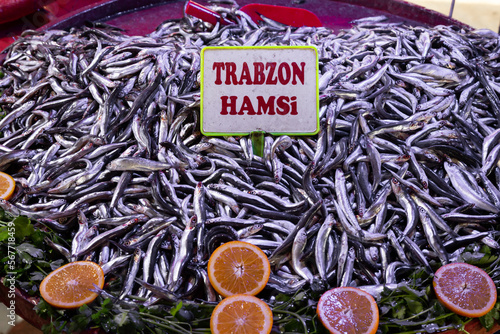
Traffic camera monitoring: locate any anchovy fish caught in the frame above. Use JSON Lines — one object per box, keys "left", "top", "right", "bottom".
{"left": 1, "top": 6, "right": 500, "bottom": 320}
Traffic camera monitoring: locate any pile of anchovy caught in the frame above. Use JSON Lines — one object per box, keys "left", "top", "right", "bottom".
{"left": 1, "top": 6, "right": 500, "bottom": 307}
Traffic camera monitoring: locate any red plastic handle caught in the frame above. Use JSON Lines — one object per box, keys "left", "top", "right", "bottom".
{"left": 185, "top": 1, "right": 234, "bottom": 26}
{"left": 186, "top": 1, "right": 322, "bottom": 28}
{"left": 240, "top": 3, "right": 322, "bottom": 27}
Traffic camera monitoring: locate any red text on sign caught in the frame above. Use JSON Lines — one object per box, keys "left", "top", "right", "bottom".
{"left": 220, "top": 96, "right": 298, "bottom": 115}
{"left": 213, "top": 62, "right": 305, "bottom": 85}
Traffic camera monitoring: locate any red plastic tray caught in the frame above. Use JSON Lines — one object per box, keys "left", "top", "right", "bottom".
{"left": 0, "top": 0, "right": 470, "bottom": 52}
{"left": 0, "top": 1, "right": 486, "bottom": 333}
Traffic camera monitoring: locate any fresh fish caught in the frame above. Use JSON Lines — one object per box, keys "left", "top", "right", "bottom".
{"left": 1, "top": 7, "right": 500, "bottom": 315}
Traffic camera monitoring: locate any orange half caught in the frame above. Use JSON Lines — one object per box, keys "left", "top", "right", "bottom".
{"left": 208, "top": 240, "right": 270, "bottom": 297}
{"left": 40, "top": 261, "right": 105, "bottom": 309}
{"left": 210, "top": 294, "right": 273, "bottom": 334}
{"left": 433, "top": 262, "right": 497, "bottom": 318}
{"left": 317, "top": 287, "right": 379, "bottom": 334}
{"left": 0, "top": 171, "right": 15, "bottom": 200}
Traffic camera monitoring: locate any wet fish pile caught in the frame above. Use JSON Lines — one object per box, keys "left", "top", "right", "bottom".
{"left": 1, "top": 9, "right": 500, "bottom": 304}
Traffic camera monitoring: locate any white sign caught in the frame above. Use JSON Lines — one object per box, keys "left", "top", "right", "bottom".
{"left": 201, "top": 46, "right": 319, "bottom": 136}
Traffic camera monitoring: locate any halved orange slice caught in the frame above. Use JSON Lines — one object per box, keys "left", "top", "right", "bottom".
{"left": 317, "top": 287, "right": 379, "bottom": 334}
{"left": 208, "top": 240, "right": 270, "bottom": 297}
{"left": 0, "top": 171, "right": 15, "bottom": 200}
{"left": 210, "top": 294, "right": 273, "bottom": 334}
{"left": 433, "top": 262, "right": 497, "bottom": 318}
{"left": 39, "top": 261, "right": 105, "bottom": 309}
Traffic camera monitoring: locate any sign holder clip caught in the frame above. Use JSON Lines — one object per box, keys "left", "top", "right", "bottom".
{"left": 250, "top": 130, "right": 265, "bottom": 157}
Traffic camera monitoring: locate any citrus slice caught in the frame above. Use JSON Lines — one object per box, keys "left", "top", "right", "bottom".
{"left": 40, "top": 261, "right": 105, "bottom": 309}
{"left": 433, "top": 262, "right": 497, "bottom": 317}
{"left": 0, "top": 171, "right": 15, "bottom": 200}
{"left": 317, "top": 287, "right": 379, "bottom": 334}
{"left": 208, "top": 240, "right": 271, "bottom": 297}
{"left": 210, "top": 294, "right": 273, "bottom": 334}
